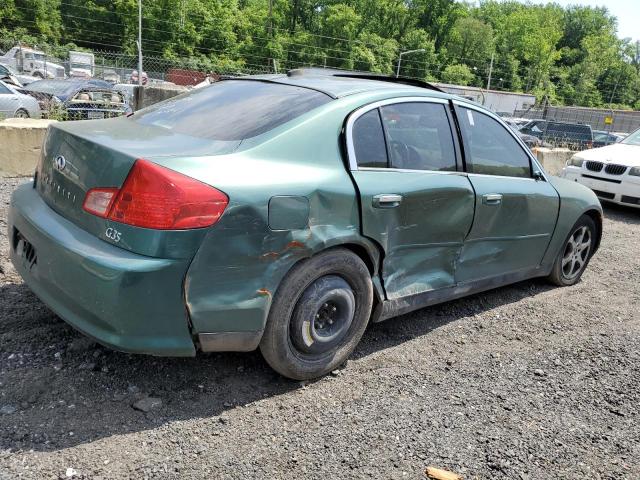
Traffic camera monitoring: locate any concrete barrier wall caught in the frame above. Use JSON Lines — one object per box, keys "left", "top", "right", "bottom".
{"left": 535, "top": 147, "right": 573, "bottom": 176}
{"left": 0, "top": 119, "right": 56, "bottom": 177}
{"left": 134, "top": 84, "right": 188, "bottom": 110}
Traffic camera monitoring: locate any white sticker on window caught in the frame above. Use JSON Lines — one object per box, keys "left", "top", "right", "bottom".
{"left": 467, "top": 110, "right": 475, "bottom": 126}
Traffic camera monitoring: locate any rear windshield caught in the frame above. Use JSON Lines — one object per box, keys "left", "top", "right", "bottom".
{"left": 133, "top": 80, "right": 332, "bottom": 141}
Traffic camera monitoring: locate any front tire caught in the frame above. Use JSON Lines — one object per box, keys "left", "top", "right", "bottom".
{"left": 260, "top": 249, "right": 373, "bottom": 380}
{"left": 14, "top": 109, "right": 29, "bottom": 119}
{"left": 547, "top": 214, "right": 596, "bottom": 286}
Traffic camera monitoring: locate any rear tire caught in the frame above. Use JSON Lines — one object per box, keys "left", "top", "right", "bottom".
{"left": 260, "top": 248, "right": 373, "bottom": 380}
{"left": 14, "top": 109, "right": 29, "bottom": 119}
{"left": 547, "top": 214, "right": 596, "bottom": 286}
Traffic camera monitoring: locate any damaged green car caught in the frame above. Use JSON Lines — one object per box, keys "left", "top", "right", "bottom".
{"left": 9, "top": 70, "right": 602, "bottom": 380}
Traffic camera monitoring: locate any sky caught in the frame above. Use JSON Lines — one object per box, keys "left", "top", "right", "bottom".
{"left": 520, "top": 0, "right": 639, "bottom": 42}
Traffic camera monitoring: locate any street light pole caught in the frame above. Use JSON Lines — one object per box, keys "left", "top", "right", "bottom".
{"left": 137, "top": 0, "right": 143, "bottom": 87}
{"left": 396, "top": 49, "right": 425, "bottom": 78}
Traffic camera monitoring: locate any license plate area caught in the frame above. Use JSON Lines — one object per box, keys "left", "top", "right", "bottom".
{"left": 87, "top": 111, "right": 105, "bottom": 119}
{"left": 12, "top": 228, "right": 37, "bottom": 270}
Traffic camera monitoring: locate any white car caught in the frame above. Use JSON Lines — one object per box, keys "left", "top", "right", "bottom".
{"left": 0, "top": 80, "right": 41, "bottom": 119}
{"left": 561, "top": 127, "right": 640, "bottom": 208}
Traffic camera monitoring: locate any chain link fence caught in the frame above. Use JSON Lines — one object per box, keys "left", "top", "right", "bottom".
{"left": 1, "top": 36, "right": 639, "bottom": 148}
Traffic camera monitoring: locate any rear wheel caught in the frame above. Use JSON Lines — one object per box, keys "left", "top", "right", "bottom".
{"left": 260, "top": 249, "right": 373, "bottom": 380}
{"left": 547, "top": 215, "right": 596, "bottom": 286}
{"left": 14, "top": 109, "right": 29, "bottom": 118}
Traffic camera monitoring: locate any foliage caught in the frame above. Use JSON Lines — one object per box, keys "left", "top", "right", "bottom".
{"left": 441, "top": 63, "right": 475, "bottom": 86}
{"left": 0, "top": 0, "right": 638, "bottom": 108}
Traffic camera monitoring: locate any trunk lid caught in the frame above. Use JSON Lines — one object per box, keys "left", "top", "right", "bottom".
{"left": 36, "top": 117, "right": 239, "bottom": 258}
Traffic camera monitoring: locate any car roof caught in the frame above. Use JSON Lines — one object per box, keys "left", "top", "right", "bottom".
{"left": 227, "top": 69, "right": 452, "bottom": 100}
{"left": 25, "top": 79, "right": 115, "bottom": 98}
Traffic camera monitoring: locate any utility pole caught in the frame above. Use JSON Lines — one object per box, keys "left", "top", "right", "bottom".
{"left": 396, "top": 49, "right": 425, "bottom": 78}
{"left": 137, "top": 0, "right": 143, "bottom": 86}
{"left": 486, "top": 52, "right": 494, "bottom": 90}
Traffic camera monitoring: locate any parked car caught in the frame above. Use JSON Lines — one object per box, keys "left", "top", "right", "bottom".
{"left": 0, "top": 63, "right": 40, "bottom": 86}
{"left": 520, "top": 120, "right": 594, "bottom": 150}
{"left": 113, "top": 83, "right": 136, "bottom": 111}
{"left": 0, "top": 79, "right": 41, "bottom": 118}
{"left": 561, "top": 127, "right": 640, "bottom": 208}
{"left": 498, "top": 115, "right": 531, "bottom": 129}
{"left": 592, "top": 129, "right": 625, "bottom": 148}
{"left": 21, "top": 79, "right": 130, "bottom": 120}
{"left": 8, "top": 70, "right": 602, "bottom": 380}
{"left": 504, "top": 118, "right": 542, "bottom": 149}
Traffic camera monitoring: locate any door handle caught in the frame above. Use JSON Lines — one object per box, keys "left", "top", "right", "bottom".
{"left": 482, "top": 193, "right": 503, "bottom": 205}
{"left": 373, "top": 194, "right": 403, "bottom": 208}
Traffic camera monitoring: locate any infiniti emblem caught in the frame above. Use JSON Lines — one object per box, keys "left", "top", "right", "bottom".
{"left": 54, "top": 155, "right": 66, "bottom": 171}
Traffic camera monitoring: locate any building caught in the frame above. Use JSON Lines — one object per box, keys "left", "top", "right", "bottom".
{"left": 433, "top": 82, "right": 536, "bottom": 114}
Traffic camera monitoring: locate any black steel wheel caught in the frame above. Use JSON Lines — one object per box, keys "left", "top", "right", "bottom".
{"left": 260, "top": 249, "right": 373, "bottom": 380}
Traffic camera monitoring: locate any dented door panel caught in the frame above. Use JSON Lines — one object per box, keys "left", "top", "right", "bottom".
{"left": 352, "top": 170, "right": 475, "bottom": 299}
{"left": 457, "top": 175, "right": 560, "bottom": 282}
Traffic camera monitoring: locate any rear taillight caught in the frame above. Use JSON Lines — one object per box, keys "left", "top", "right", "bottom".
{"left": 83, "top": 159, "right": 228, "bottom": 230}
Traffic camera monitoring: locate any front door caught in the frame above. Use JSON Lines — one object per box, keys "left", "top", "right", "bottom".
{"left": 347, "top": 99, "right": 475, "bottom": 300}
{"left": 453, "top": 103, "right": 560, "bottom": 283}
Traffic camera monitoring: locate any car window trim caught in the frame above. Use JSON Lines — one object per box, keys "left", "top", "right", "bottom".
{"left": 345, "top": 97, "right": 459, "bottom": 173}
{"left": 451, "top": 100, "right": 548, "bottom": 182}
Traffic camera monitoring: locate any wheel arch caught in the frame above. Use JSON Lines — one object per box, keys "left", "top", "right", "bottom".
{"left": 583, "top": 208, "right": 603, "bottom": 254}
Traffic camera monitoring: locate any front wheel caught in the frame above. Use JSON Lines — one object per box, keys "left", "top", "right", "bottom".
{"left": 14, "top": 109, "right": 29, "bottom": 119}
{"left": 547, "top": 214, "right": 596, "bottom": 286}
{"left": 260, "top": 248, "right": 373, "bottom": 380}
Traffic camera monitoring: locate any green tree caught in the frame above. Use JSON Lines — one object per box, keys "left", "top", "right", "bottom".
{"left": 446, "top": 16, "right": 494, "bottom": 65}
{"left": 441, "top": 63, "right": 474, "bottom": 85}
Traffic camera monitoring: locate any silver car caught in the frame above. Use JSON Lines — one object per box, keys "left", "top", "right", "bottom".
{"left": 0, "top": 63, "right": 40, "bottom": 86}
{"left": 0, "top": 80, "right": 41, "bottom": 119}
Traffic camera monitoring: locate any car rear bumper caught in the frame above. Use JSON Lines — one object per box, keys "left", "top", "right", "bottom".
{"left": 8, "top": 182, "right": 196, "bottom": 356}
{"left": 561, "top": 166, "right": 640, "bottom": 209}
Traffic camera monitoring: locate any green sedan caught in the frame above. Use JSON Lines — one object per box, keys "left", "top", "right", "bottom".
{"left": 8, "top": 70, "right": 602, "bottom": 380}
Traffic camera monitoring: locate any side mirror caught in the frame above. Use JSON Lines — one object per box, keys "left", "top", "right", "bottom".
{"left": 533, "top": 170, "right": 544, "bottom": 181}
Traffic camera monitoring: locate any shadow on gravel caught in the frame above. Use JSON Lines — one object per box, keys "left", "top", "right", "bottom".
{"left": 0, "top": 274, "right": 556, "bottom": 453}
{"left": 602, "top": 203, "right": 640, "bottom": 224}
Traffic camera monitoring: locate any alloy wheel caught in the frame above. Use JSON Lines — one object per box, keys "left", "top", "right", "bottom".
{"left": 561, "top": 226, "right": 592, "bottom": 281}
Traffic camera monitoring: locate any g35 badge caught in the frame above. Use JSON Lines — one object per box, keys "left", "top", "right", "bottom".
{"left": 105, "top": 227, "right": 122, "bottom": 242}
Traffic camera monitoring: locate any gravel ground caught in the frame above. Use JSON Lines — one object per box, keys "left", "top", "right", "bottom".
{"left": 0, "top": 177, "right": 639, "bottom": 480}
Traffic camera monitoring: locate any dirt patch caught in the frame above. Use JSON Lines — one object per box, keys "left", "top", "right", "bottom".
{"left": 1, "top": 178, "right": 639, "bottom": 479}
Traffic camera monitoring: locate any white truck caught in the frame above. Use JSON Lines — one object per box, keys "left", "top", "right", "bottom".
{"left": 69, "top": 51, "right": 95, "bottom": 78}
{"left": 0, "top": 45, "right": 66, "bottom": 79}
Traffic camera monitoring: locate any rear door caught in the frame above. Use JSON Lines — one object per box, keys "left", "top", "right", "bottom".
{"left": 346, "top": 98, "right": 475, "bottom": 300}
{"left": 453, "top": 102, "right": 560, "bottom": 283}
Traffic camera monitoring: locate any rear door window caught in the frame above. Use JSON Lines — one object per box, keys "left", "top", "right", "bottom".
{"left": 457, "top": 106, "right": 532, "bottom": 178}
{"left": 352, "top": 109, "right": 388, "bottom": 168}
{"left": 379, "top": 102, "right": 457, "bottom": 171}
{"left": 133, "top": 80, "right": 332, "bottom": 141}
